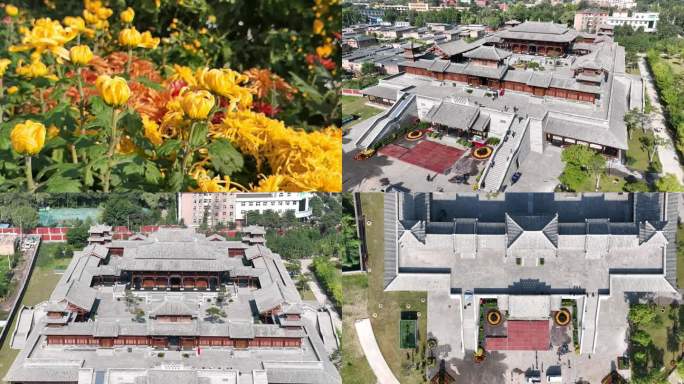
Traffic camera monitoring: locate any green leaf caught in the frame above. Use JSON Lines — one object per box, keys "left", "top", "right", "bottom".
{"left": 123, "top": 161, "right": 145, "bottom": 176}
{"left": 43, "top": 136, "right": 68, "bottom": 151}
{"left": 168, "top": 170, "right": 184, "bottom": 191}
{"left": 157, "top": 139, "right": 181, "bottom": 157}
{"left": 135, "top": 76, "right": 165, "bottom": 92}
{"left": 89, "top": 96, "right": 113, "bottom": 131}
{"left": 144, "top": 161, "right": 162, "bottom": 184}
{"left": 189, "top": 122, "right": 208, "bottom": 148}
{"left": 207, "top": 138, "right": 244, "bottom": 176}
{"left": 42, "top": 176, "right": 81, "bottom": 192}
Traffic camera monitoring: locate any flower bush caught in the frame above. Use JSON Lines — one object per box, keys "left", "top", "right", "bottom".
{"left": 0, "top": 0, "right": 341, "bottom": 192}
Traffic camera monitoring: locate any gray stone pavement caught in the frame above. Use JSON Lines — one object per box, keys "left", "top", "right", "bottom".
{"left": 343, "top": 114, "right": 485, "bottom": 193}
{"left": 638, "top": 56, "right": 684, "bottom": 184}
{"left": 506, "top": 146, "right": 564, "bottom": 192}
{"left": 399, "top": 234, "right": 662, "bottom": 292}
{"left": 427, "top": 291, "right": 464, "bottom": 361}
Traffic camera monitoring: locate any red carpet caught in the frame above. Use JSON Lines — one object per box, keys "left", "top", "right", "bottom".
{"left": 378, "top": 144, "right": 410, "bottom": 159}
{"left": 485, "top": 320, "right": 550, "bottom": 351}
{"left": 379, "top": 140, "right": 464, "bottom": 174}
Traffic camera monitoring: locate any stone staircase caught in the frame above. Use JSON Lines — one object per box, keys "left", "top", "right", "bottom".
{"left": 664, "top": 194, "right": 678, "bottom": 288}
{"left": 580, "top": 294, "right": 600, "bottom": 354}
{"left": 383, "top": 193, "right": 398, "bottom": 288}
{"left": 355, "top": 93, "right": 416, "bottom": 149}
{"left": 480, "top": 117, "right": 529, "bottom": 192}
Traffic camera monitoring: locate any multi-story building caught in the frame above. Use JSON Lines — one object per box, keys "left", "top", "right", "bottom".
{"left": 408, "top": 1, "right": 430, "bottom": 12}
{"left": 574, "top": 9, "right": 609, "bottom": 33}
{"left": 606, "top": 11, "right": 659, "bottom": 33}
{"left": 353, "top": 21, "right": 644, "bottom": 192}
{"left": 383, "top": 192, "right": 678, "bottom": 382}
{"left": 178, "top": 193, "right": 312, "bottom": 227}
{"left": 234, "top": 193, "right": 312, "bottom": 222}
{"left": 4, "top": 226, "right": 341, "bottom": 384}
{"left": 587, "top": 0, "right": 637, "bottom": 9}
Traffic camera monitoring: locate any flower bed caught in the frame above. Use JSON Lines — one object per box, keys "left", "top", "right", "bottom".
{"left": 554, "top": 308, "right": 571, "bottom": 326}
{"left": 405, "top": 130, "right": 424, "bottom": 141}
{"left": 0, "top": 0, "right": 341, "bottom": 192}
{"left": 472, "top": 146, "right": 493, "bottom": 160}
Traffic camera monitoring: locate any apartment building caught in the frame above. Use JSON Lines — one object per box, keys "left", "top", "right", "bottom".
{"left": 606, "top": 11, "right": 659, "bottom": 33}
{"left": 178, "top": 193, "right": 313, "bottom": 227}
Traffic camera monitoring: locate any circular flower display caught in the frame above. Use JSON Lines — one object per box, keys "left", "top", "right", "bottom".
{"left": 473, "top": 146, "right": 493, "bottom": 160}
{"left": 555, "top": 309, "right": 571, "bottom": 326}
{"left": 354, "top": 148, "right": 375, "bottom": 161}
{"left": 486, "top": 310, "right": 502, "bottom": 326}
{"left": 406, "top": 130, "right": 424, "bottom": 141}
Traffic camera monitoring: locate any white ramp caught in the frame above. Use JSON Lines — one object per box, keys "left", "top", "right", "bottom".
{"left": 317, "top": 311, "right": 338, "bottom": 354}
{"left": 355, "top": 319, "right": 400, "bottom": 384}
{"left": 580, "top": 294, "right": 600, "bottom": 354}
{"left": 10, "top": 306, "right": 34, "bottom": 350}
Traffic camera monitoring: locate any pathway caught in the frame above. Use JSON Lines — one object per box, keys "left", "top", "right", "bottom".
{"left": 638, "top": 56, "right": 684, "bottom": 184}
{"left": 354, "top": 318, "right": 400, "bottom": 384}
{"left": 300, "top": 258, "right": 341, "bottom": 331}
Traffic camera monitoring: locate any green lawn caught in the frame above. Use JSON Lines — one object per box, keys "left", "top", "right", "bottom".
{"left": 640, "top": 304, "right": 681, "bottom": 369}
{"left": 626, "top": 129, "right": 658, "bottom": 173}
{"left": 362, "top": 193, "right": 428, "bottom": 384}
{"left": 342, "top": 96, "right": 383, "bottom": 124}
{"left": 341, "top": 273, "right": 375, "bottom": 384}
{"left": 298, "top": 285, "right": 317, "bottom": 301}
{"left": 341, "top": 74, "right": 379, "bottom": 90}
{"left": 0, "top": 243, "right": 71, "bottom": 383}
{"left": 677, "top": 224, "right": 684, "bottom": 289}
{"left": 572, "top": 173, "right": 628, "bottom": 192}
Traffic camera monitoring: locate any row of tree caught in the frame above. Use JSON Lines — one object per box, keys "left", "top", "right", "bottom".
{"left": 558, "top": 144, "right": 681, "bottom": 192}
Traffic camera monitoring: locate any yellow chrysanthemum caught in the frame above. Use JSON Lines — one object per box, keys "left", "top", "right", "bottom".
{"left": 170, "top": 64, "right": 197, "bottom": 86}
{"left": 180, "top": 90, "right": 215, "bottom": 120}
{"left": 8, "top": 18, "right": 77, "bottom": 60}
{"left": 212, "top": 110, "right": 342, "bottom": 192}
{"left": 5, "top": 5, "right": 19, "bottom": 17}
{"left": 0, "top": 59, "right": 11, "bottom": 77}
{"left": 95, "top": 75, "right": 130, "bottom": 107}
{"left": 120, "top": 7, "right": 135, "bottom": 24}
{"left": 16, "top": 59, "right": 50, "bottom": 79}
{"left": 201, "top": 68, "right": 252, "bottom": 110}
{"left": 63, "top": 16, "right": 95, "bottom": 37}
{"left": 142, "top": 115, "right": 163, "bottom": 146}
{"left": 69, "top": 45, "right": 93, "bottom": 65}
{"left": 11, "top": 120, "right": 46, "bottom": 155}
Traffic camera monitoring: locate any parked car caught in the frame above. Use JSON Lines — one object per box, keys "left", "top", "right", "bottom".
{"left": 511, "top": 172, "right": 522, "bottom": 184}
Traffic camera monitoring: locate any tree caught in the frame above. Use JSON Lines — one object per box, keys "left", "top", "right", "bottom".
{"left": 66, "top": 224, "right": 89, "bottom": 248}
{"left": 205, "top": 306, "right": 226, "bottom": 323}
{"left": 639, "top": 133, "right": 664, "bottom": 163}
{"left": 102, "top": 195, "right": 140, "bottom": 226}
{"left": 655, "top": 174, "right": 684, "bottom": 191}
{"left": 629, "top": 304, "right": 657, "bottom": 326}
{"left": 133, "top": 308, "right": 146, "bottom": 323}
{"left": 632, "top": 329, "right": 652, "bottom": 347}
{"left": 361, "top": 61, "right": 376, "bottom": 76}
{"left": 559, "top": 145, "right": 606, "bottom": 191}
{"left": 199, "top": 207, "right": 209, "bottom": 232}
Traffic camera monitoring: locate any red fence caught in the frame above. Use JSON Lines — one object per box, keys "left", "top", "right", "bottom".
{"left": 0, "top": 226, "right": 239, "bottom": 241}
{"left": 341, "top": 88, "right": 363, "bottom": 96}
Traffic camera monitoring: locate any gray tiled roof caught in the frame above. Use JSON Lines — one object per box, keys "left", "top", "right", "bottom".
{"left": 49, "top": 280, "right": 96, "bottom": 312}
{"left": 527, "top": 72, "right": 553, "bottom": 88}
{"left": 498, "top": 21, "right": 577, "bottom": 43}
{"left": 463, "top": 45, "right": 512, "bottom": 61}
{"left": 242, "top": 225, "right": 266, "bottom": 235}
{"left": 150, "top": 298, "right": 197, "bottom": 318}
{"left": 424, "top": 101, "right": 480, "bottom": 130}
{"left": 361, "top": 85, "right": 399, "bottom": 101}
{"left": 462, "top": 62, "right": 508, "bottom": 79}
